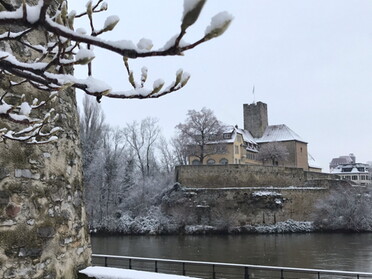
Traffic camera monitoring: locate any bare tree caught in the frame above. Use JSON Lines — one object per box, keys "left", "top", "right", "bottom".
{"left": 256, "top": 142, "right": 289, "bottom": 166}
{"left": 0, "top": 0, "right": 232, "bottom": 143}
{"left": 158, "top": 136, "right": 176, "bottom": 174}
{"left": 172, "top": 134, "right": 189, "bottom": 166}
{"left": 122, "top": 117, "right": 160, "bottom": 178}
{"left": 176, "top": 107, "right": 226, "bottom": 164}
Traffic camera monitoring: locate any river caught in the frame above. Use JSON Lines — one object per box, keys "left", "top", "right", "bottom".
{"left": 91, "top": 233, "right": 372, "bottom": 274}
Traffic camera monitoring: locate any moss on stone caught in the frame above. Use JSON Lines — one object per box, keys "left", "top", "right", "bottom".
{"left": 2, "top": 143, "right": 36, "bottom": 168}
{"left": 0, "top": 224, "right": 41, "bottom": 252}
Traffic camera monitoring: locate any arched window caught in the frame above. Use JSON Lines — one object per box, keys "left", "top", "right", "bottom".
{"left": 207, "top": 159, "right": 216, "bottom": 165}
{"left": 192, "top": 160, "right": 201, "bottom": 165}
{"left": 220, "top": 158, "right": 228, "bottom": 165}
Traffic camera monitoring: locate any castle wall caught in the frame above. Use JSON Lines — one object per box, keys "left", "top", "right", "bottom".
{"left": 175, "top": 165, "right": 337, "bottom": 188}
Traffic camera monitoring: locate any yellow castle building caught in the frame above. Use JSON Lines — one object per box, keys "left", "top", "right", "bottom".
{"left": 189, "top": 101, "right": 321, "bottom": 172}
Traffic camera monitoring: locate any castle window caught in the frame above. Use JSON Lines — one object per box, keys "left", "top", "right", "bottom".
{"left": 192, "top": 160, "right": 201, "bottom": 165}
{"left": 207, "top": 159, "right": 216, "bottom": 165}
{"left": 223, "top": 133, "right": 232, "bottom": 139}
{"left": 220, "top": 158, "right": 228, "bottom": 165}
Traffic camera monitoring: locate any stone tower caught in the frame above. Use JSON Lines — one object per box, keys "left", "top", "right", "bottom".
{"left": 0, "top": 1, "right": 91, "bottom": 278}
{"left": 243, "top": 101, "right": 268, "bottom": 138}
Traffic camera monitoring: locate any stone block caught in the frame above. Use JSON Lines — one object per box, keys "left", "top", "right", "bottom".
{"left": 5, "top": 203, "right": 21, "bottom": 218}
{"left": 37, "top": 227, "right": 55, "bottom": 238}
{"left": 0, "top": 191, "right": 9, "bottom": 206}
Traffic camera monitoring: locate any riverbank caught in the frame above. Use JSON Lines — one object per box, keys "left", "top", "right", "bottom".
{"left": 90, "top": 219, "right": 315, "bottom": 235}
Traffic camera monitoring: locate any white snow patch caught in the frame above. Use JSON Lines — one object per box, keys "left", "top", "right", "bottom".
{"left": 205, "top": 11, "right": 233, "bottom": 36}
{"left": 19, "top": 102, "right": 32, "bottom": 116}
{"left": 137, "top": 38, "right": 153, "bottom": 50}
{"left": 161, "top": 35, "right": 188, "bottom": 50}
{"left": 0, "top": 103, "right": 12, "bottom": 114}
{"left": 183, "top": 0, "right": 202, "bottom": 17}
{"left": 252, "top": 191, "right": 282, "bottom": 197}
{"left": 26, "top": 1, "right": 43, "bottom": 24}
{"left": 104, "top": 15, "right": 120, "bottom": 30}
{"left": 80, "top": 267, "right": 201, "bottom": 279}
{"left": 76, "top": 28, "right": 87, "bottom": 35}
{"left": 75, "top": 48, "right": 95, "bottom": 63}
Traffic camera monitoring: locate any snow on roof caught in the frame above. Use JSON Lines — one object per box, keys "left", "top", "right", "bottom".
{"left": 330, "top": 163, "right": 369, "bottom": 174}
{"left": 256, "top": 124, "right": 307, "bottom": 143}
{"left": 330, "top": 156, "right": 354, "bottom": 167}
{"left": 222, "top": 126, "right": 256, "bottom": 144}
{"left": 221, "top": 126, "right": 258, "bottom": 152}
{"left": 80, "top": 267, "right": 201, "bottom": 279}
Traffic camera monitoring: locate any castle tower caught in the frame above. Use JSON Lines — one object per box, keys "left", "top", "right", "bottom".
{"left": 243, "top": 102, "right": 268, "bottom": 138}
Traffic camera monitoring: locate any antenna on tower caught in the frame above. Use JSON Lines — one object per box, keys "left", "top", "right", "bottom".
{"left": 252, "top": 85, "right": 256, "bottom": 104}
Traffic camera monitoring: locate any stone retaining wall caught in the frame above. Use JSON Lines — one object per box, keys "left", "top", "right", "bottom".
{"left": 175, "top": 165, "right": 338, "bottom": 188}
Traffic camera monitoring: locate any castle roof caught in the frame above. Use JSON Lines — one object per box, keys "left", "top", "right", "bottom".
{"left": 256, "top": 124, "right": 307, "bottom": 144}
{"left": 222, "top": 126, "right": 258, "bottom": 152}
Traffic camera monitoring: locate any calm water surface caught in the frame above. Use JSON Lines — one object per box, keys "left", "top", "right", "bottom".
{"left": 92, "top": 233, "right": 372, "bottom": 273}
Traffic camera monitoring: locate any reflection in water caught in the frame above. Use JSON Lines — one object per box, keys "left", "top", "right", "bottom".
{"left": 92, "top": 233, "right": 372, "bottom": 273}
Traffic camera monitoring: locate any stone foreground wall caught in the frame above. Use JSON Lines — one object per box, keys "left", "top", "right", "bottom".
{"left": 0, "top": 1, "right": 91, "bottom": 277}
{"left": 0, "top": 94, "right": 91, "bottom": 278}
{"left": 175, "top": 165, "right": 338, "bottom": 188}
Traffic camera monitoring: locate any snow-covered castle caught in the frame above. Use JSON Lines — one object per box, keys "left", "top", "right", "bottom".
{"left": 189, "top": 101, "right": 321, "bottom": 172}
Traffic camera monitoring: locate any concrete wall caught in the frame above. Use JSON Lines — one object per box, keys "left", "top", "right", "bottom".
{"left": 175, "top": 165, "right": 338, "bottom": 188}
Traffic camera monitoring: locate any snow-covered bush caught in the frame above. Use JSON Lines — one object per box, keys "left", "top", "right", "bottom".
{"left": 313, "top": 187, "right": 372, "bottom": 232}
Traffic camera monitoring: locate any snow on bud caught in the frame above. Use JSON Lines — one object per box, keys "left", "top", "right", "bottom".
{"left": 68, "top": 10, "right": 76, "bottom": 29}
{"left": 75, "top": 48, "right": 95, "bottom": 65}
{"left": 103, "top": 15, "right": 120, "bottom": 32}
{"left": 61, "top": 1, "right": 68, "bottom": 22}
{"left": 181, "top": 72, "right": 191, "bottom": 87}
{"left": 204, "top": 11, "right": 233, "bottom": 40}
{"left": 19, "top": 102, "right": 32, "bottom": 116}
{"left": 175, "top": 69, "right": 183, "bottom": 85}
{"left": 152, "top": 79, "right": 165, "bottom": 93}
{"left": 86, "top": 0, "right": 93, "bottom": 17}
{"left": 100, "top": 2, "right": 108, "bottom": 11}
{"left": 181, "top": 0, "right": 206, "bottom": 32}
{"left": 137, "top": 38, "right": 153, "bottom": 51}
{"left": 141, "top": 67, "right": 148, "bottom": 84}
{"left": 55, "top": 13, "right": 63, "bottom": 25}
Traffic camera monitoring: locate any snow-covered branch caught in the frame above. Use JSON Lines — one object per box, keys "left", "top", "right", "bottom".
{"left": 0, "top": 0, "right": 232, "bottom": 143}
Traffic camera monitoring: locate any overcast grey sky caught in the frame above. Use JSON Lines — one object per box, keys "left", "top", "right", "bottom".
{"left": 70, "top": 1, "right": 372, "bottom": 172}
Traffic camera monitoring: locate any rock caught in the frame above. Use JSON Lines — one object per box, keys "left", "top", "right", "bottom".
{"left": 0, "top": 191, "right": 9, "bottom": 206}
{"left": 37, "top": 227, "right": 55, "bottom": 238}
{"left": 18, "top": 247, "right": 42, "bottom": 258}
{"left": 5, "top": 203, "right": 21, "bottom": 218}
{"left": 14, "top": 169, "right": 40, "bottom": 180}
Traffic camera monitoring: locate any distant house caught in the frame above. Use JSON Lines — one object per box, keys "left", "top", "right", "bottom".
{"left": 189, "top": 101, "right": 321, "bottom": 172}
{"left": 329, "top": 154, "right": 370, "bottom": 185}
